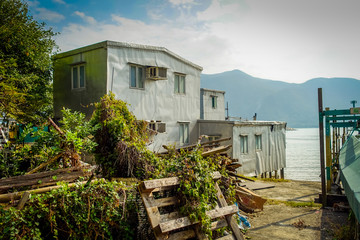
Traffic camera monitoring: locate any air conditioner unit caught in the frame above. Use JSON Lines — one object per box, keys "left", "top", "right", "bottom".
{"left": 146, "top": 67, "right": 167, "bottom": 80}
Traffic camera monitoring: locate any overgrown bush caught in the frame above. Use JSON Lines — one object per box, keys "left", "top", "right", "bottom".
{"left": 0, "top": 108, "right": 97, "bottom": 178}
{"left": 90, "top": 93, "right": 150, "bottom": 179}
{"left": 0, "top": 179, "right": 138, "bottom": 240}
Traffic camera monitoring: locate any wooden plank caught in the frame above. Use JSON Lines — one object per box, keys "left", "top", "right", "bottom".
{"left": 206, "top": 205, "right": 238, "bottom": 219}
{"left": 216, "top": 235, "right": 235, "bottom": 240}
{"left": 154, "top": 196, "right": 179, "bottom": 208}
{"left": 159, "top": 205, "right": 237, "bottom": 233}
{"left": 0, "top": 180, "right": 92, "bottom": 203}
{"left": 167, "top": 229, "right": 196, "bottom": 240}
{"left": 235, "top": 187, "right": 267, "bottom": 210}
{"left": 26, "top": 153, "right": 63, "bottom": 175}
{"left": 142, "top": 171, "right": 221, "bottom": 191}
{"left": 0, "top": 168, "right": 92, "bottom": 194}
{"left": 214, "top": 183, "right": 245, "bottom": 240}
{"left": 139, "top": 185, "right": 161, "bottom": 229}
{"left": 211, "top": 219, "right": 228, "bottom": 230}
{"left": 16, "top": 191, "right": 30, "bottom": 210}
{"left": 160, "top": 211, "right": 181, "bottom": 222}
{"left": 240, "top": 181, "right": 275, "bottom": 190}
{"left": 226, "top": 171, "right": 255, "bottom": 182}
{"left": 202, "top": 145, "right": 232, "bottom": 157}
{"left": 142, "top": 177, "right": 180, "bottom": 190}
{"left": 159, "top": 215, "right": 193, "bottom": 233}
{"left": 195, "top": 224, "right": 208, "bottom": 240}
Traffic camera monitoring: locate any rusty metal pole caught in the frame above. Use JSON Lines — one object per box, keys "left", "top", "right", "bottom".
{"left": 318, "top": 88, "right": 327, "bottom": 207}
{"left": 325, "top": 107, "right": 332, "bottom": 192}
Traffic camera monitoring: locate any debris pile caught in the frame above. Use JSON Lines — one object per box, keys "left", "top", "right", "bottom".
{"left": 0, "top": 93, "right": 270, "bottom": 239}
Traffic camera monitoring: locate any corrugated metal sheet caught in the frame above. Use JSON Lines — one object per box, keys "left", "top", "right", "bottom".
{"left": 339, "top": 135, "right": 360, "bottom": 222}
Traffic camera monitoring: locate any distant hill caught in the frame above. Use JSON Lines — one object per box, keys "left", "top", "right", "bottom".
{"left": 201, "top": 70, "right": 360, "bottom": 128}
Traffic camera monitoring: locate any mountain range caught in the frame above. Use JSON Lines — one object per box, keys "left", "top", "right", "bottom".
{"left": 201, "top": 70, "right": 360, "bottom": 128}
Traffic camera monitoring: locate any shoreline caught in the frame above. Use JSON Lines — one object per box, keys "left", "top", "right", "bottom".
{"left": 243, "top": 179, "right": 351, "bottom": 240}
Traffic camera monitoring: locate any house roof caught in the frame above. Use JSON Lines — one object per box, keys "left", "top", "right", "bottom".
{"left": 197, "top": 119, "right": 287, "bottom": 127}
{"left": 201, "top": 88, "right": 226, "bottom": 94}
{"left": 54, "top": 40, "right": 203, "bottom": 71}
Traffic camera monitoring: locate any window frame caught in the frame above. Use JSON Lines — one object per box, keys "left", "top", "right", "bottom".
{"left": 179, "top": 122, "right": 189, "bottom": 144}
{"left": 255, "top": 134, "right": 262, "bottom": 151}
{"left": 240, "top": 135, "right": 248, "bottom": 154}
{"left": 174, "top": 73, "right": 186, "bottom": 94}
{"left": 129, "top": 64, "right": 145, "bottom": 89}
{"left": 211, "top": 95, "right": 218, "bottom": 109}
{"left": 71, "top": 64, "right": 86, "bottom": 90}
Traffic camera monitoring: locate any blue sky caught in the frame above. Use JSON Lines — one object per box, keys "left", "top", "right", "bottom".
{"left": 26, "top": 0, "right": 360, "bottom": 83}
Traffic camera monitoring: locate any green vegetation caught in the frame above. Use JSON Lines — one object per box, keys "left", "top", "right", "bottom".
{"left": 0, "top": 179, "right": 137, "bottom": 239}
{"left": 260, "top": 178, "right": 290, "bottom": 183}
{"left": 266, "top": 198, "right": 321, "bottom": 208}
{"left": 0, "top": 108, "right": 96, "bottom": 178}
{"left": 0, "top": 93, "right": 235, "bottom": 239}
{"left": 0, "top": 0, "right": 57, "bottom": 124}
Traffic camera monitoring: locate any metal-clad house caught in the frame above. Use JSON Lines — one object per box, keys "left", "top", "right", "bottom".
{"left": 53, "top": 40, "right": 286, "bottom": 176}
{"left": 198, "top": 120, "right": 286, "bottom": 176}
{"left": 53, "top": 41, "right": 203, "bottom": 150}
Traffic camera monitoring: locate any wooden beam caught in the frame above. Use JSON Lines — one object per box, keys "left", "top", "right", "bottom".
{"left": 26, "top": 153, "right": 63, "bottom": 175}
{"left": 215, "top": 183, "right": 245, "bottom": 240}
{"left": 227, "top": 171, "right": 255, "bottom": 182}
{"left": 142, "top": 171, "right": 221, "bottom": 191}
{"left": 16, "top": 191, "right": 30, "bottom": 210}
{"left": 202, "top": 145, "right": 232, "bottom": 157}
{"left": 0, "top": 180, "right": 94, "bottom": 203}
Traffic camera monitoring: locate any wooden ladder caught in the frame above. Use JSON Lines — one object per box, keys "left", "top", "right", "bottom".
{"left": 139, "top": 172, "right": 245, "bottom": 240}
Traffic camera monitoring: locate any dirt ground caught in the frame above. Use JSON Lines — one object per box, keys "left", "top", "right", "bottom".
{"left": 241, "top": 180, "right": 351, "bottom": 240}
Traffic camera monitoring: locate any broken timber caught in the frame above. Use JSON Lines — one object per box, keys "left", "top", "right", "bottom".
{"left": 235, "top": 186, "right": 267, "bottom": 212}
{"left": 139, "top": 171, "right": 245, "bottom": 240}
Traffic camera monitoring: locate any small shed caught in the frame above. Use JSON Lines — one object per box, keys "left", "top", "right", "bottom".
{"left": 198, "top": 120, "right": 286, "bottom": 176}
{"left": 200, "top": 88, "right": 225, "bottom": 121}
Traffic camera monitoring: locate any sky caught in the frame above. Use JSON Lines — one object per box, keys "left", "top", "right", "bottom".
{"left": 26, "top": 0, "right": 360, "bottom": 83}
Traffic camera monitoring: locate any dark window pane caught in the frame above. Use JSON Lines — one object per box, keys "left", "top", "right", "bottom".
{"left": 79, "top": 66, "right": 85, "bottom": 88}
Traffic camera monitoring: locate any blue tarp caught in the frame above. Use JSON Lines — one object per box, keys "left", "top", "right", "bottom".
{"left": 339, "top": 135, "right": 360, "bottom": 222}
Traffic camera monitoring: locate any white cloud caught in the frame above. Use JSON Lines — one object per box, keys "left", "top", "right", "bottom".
{"left": 53, "top": 0, "right": 66, "bottom": 4}
{"left": 169, "top": 0, "right": 195, "bottom": 6}
{"left": 35, "top": 8, "right": 65, "bottom": 22}
{"left": 74, "top": 11, "right": 97, "bottom": 25}
{"left": 26, "top": 0, "right": 40, "bottom": 7}
{"left": 56, "top": 0, "right": 360, "bottom": 83}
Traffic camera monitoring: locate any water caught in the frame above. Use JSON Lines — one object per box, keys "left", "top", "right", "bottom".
{"left": 285, "top": 128, "right": 321, "bottom": 181}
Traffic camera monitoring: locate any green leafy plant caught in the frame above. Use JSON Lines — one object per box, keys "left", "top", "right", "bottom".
{"left": 0, "top": 108, "right": 97, "bottom": 178}
{"left": 90, "top": 92, "right": 150, "bottom": 179}
{"left": 0, "top": 179, "right": 137, "bottom": 240}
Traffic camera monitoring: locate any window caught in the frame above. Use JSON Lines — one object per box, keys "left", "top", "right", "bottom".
{"left": 179, "top": 122, "right": 189, "bottom": 144}
{"left": 130, "top": 65, "right": 145, "bottom": 89}
{"left": 211, "top": 96, "right": 217, "bottom": 109}
{"left": 72, "top": 65, "right": 85, "bottom": 89}
{"left": 255, "top": 134, "right": 262, "bottom": 150}
{"left": 174, "top": 74, "right": 185, "bottom": 94}
{"left": 240, "top": 135, "right": 248, "bottom": 154}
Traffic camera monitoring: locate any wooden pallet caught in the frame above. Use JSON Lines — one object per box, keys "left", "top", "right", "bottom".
{"left": 139, "top": 172, "right": 245, "bottom": 240}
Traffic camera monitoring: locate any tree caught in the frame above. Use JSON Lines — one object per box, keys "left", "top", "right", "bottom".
{"left": 0, "top": 0, "right": 57, "bottom": 124}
